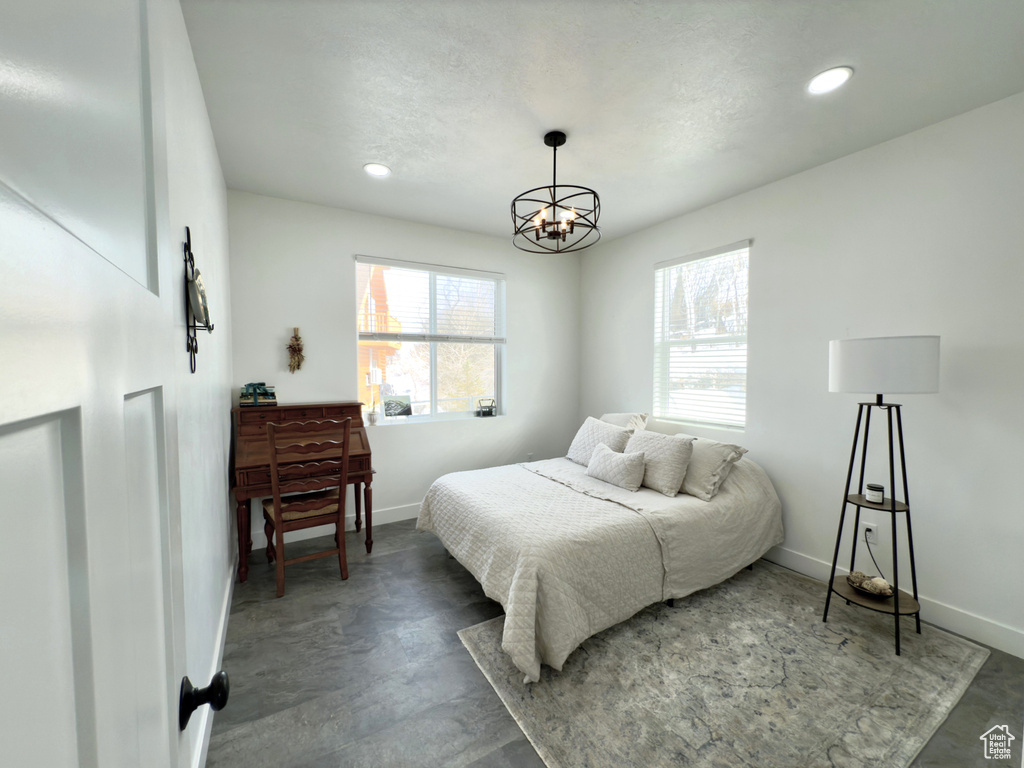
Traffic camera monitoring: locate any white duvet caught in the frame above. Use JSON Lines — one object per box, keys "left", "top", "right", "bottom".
{"left": 417, "top": 456, "right": 783, "bottom": 682}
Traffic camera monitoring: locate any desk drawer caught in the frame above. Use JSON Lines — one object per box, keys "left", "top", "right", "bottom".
{"left": 279, "top": 407, "right": 331, "bottom": 421}
{"left": 237, "top": 411, "right": 330, "bottom": 436}
{"left": 237, "top": 408, "right": 286, "bottom": 424}
{"left": 348, "top": 456, "right": 371, "bottom": 475}
{"left": 323, "top": 405, "right": 363, "bottom": 424}
{"left": 237, "top": 408, "right": 361, "bottom": 430}
{"left": 238, "top": 407, "right": 327, "bottom": 424}
{"left": 239, "top": 456, "right": 370, "bottom": 489}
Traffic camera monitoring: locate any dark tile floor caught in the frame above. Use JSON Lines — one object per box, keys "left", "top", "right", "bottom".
{"left": 208, "top": 520, "right": 1022, "bottom": 767}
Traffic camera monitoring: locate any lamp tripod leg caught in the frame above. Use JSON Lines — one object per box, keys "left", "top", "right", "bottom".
{"left": 824, "top": 404, "right": 865, "bottom": 623}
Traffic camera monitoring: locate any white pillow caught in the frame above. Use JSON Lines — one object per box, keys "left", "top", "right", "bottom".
{"left": 625, "top": 431, "right": 695, "bottom": 497}
{"left": 586, "top": 443, "right": 646, "bottom": 492}
{"left": 677, "top": 434, "right": 748, "bottom": 501}
{"left": 601, "top": 412, "right": 649, "bottom": 432}
{"left": 567, "top": 417, "right": 632, "bottom": 466}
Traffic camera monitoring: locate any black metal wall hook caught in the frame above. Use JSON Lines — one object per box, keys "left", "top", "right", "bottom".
{"left": 184, "top": 226, "right": 214, "bottom": 373}
{"left": 179, "top": 670, "right": 229, "bottom": 730}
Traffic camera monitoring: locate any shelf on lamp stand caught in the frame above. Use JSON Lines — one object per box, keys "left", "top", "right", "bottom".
{"left": 822, "top": 395, "right": 922, "bottom": 655}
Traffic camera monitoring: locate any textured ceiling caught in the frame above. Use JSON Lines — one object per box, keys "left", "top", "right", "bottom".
{"left": 180, "top": 0, "right": 1024, "bottom": 243}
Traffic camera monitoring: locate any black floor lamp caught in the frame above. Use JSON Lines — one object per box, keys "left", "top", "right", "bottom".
{"left": 822, "top": 335, "right": 940, "bottom": 654}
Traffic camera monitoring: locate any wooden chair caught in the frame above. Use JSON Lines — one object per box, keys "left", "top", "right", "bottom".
{"left": 262, "top": 418, "right": 352, "bottom": 597}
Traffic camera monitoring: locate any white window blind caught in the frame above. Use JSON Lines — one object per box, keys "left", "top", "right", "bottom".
{"left": 653, "top": 242, "right": 749, "bottom": 428}
{"left": 356, "top": 257, "right": 505, "bottom": 418}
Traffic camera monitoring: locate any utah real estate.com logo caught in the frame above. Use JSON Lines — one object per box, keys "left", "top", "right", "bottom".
{"left": 979, "top": 725, "right": 1016, "bottom": 760}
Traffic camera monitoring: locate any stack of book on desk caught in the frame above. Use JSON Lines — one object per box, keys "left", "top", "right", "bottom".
{"left": 239, "top": 382, "right": 277, "bottom": 406}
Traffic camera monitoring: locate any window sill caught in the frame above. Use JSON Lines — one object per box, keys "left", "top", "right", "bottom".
{"left": 367, "top": 414, "right": 503, "bottom": 426}
{"left": 653, "top": 416, "right": 746, "bottom": 434}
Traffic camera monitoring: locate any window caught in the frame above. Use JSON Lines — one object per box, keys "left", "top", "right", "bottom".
{"left": 356, "top": 256, "right": 505, "bottom": 420}
{"left": 653, "top": 241, "right": 749, "bottom": 428}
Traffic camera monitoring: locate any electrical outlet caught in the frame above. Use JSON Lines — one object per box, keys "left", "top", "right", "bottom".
{"left": 859, "top": 521, "right": 878, "bottom": 544}
{"left": 526, "top": 452, "right": 534, "bottom": 462}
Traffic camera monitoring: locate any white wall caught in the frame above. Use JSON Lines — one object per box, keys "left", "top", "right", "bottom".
{"left": 155, "top": 1, "right": 236, "bottom": 763}
{"left": 579, "top": 92, "right": 1024, "bottom": 658}
{"left": 0, "top": 0, "right": 233, "bottom": 765}
{"left": 228, "top": 191, "right": 581, "bottom": 547}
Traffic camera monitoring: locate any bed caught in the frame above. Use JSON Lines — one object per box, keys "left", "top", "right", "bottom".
{"left": 417, "top": 437, "right": 784, "bottom": 683}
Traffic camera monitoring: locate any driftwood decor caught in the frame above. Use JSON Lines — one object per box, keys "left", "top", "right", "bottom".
{"left": 287, "top": 327, "right": 305, "bottom": 373}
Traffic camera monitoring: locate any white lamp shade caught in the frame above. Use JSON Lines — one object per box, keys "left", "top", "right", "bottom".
{"left": 829, "top": 336, "right": 940, "bottom": 394}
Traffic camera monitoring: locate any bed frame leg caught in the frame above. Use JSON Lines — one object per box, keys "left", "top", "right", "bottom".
{"left": 747, "top": 563, "right": 754, "bottom": 570}
{"left": 665, "top": 598, "right": 674, "bottom": 608}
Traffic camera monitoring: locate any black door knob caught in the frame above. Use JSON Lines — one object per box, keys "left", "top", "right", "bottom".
{"left": 179, "top": 670, "right": 229, "bottom": 730}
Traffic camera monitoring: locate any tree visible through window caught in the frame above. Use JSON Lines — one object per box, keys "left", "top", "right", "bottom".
{"left": 356, "top": 258, "right": 505, "bottom": 419}
{"left": 653, "top": 243, "right": 749, "bottom": 428}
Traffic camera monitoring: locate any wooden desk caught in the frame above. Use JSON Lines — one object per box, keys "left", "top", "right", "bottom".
{"left": 231, "top": 401, "right": 373, "bottom": 582}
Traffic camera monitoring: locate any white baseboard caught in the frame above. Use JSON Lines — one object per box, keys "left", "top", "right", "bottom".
{"left": 765, "top": 545, "right": 1024, "bottom": 660}
{"left": 248, "top": 501, "right": 421, "bottom": 550}
{"left": 355, "top": 501, "right": 420, "bottom": 527}
{"left": 192, "top": 558, "right": 237, "bottom": 768}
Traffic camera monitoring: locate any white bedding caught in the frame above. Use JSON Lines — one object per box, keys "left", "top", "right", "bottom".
{"left": 417, "top": 456, "right": 783, "bottom": 682}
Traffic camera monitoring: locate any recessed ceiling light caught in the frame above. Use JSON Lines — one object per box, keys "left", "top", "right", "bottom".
{"left": 363, "top": 162, "right": 391, "bottom": 178}
{"left": 807, "top": 66, "right": 854, "bottom": 95}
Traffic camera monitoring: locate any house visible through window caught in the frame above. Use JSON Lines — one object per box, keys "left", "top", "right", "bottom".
{"left": 356, "top": 257, "right": 505, "bottom": 420}
{"left": 653, "top": 241, "right": 749, "bottom": 428}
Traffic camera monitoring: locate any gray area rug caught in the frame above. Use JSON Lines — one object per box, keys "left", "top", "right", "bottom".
{"left": 459, "top": 561, "right": 988, "bottom": 768}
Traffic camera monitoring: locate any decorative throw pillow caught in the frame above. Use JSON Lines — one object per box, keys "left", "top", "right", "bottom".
{"left": 567, "top": 417, "right": 632, "bottom": 465}
{"left": 624, "top": 431, "right": 695, "bottom": 497}
{"left": 600, "top": 412, "right": 649, "bottom": 432}
{"left": 585, "top": 443, "right": 646, "bottom": 492}
{"left": 677, "top": 434, "right": 748, "bottom": 501}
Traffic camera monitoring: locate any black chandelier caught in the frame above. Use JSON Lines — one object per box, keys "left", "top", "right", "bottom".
{"left": 511, "top": 131, "right": 600, "bottom": 254}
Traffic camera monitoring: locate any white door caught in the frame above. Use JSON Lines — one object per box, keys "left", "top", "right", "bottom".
{"left": 0, "top": 1, "right": 190, "bottom": 765}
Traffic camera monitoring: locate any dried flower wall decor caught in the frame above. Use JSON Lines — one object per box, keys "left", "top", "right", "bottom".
{"left": 287, "top": 327, "right": 305, "bottom": 373}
